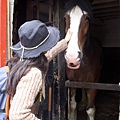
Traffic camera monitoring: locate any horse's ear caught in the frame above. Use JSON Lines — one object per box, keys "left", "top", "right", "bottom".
{"left": 89, "top": 0, "right": 94, "bottom": 3}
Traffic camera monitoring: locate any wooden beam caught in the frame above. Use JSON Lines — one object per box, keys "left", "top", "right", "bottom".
{"left": 92, "top": 0, "right": 118, "bottom": 5}
{"left": 101, "top": 16, "right": 120, "bottom": 20}
{"left": 92, "top": 2, "right": 119, "bottom": 10}
{"left": 49, "top": 0, "right": 52, "bottom": 22}
{"left": 93, "top": 7, "right": 120, "bottom": 14}
{"left": 93, "top": 11, "right": 120, "bottom": 17}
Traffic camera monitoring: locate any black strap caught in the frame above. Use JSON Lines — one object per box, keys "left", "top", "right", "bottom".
{"left": 0, "top": 109, "right": 5, "bottom": 112}
{"left": 34, "top": 92, "right": 40, "bottom": 103}
{"left": 0, "top": 89, "right": 6, "bottom": 94}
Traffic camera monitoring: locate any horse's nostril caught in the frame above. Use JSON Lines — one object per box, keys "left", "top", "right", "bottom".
{"left": 69, "top": 63, "right": 75, "bottom": 67}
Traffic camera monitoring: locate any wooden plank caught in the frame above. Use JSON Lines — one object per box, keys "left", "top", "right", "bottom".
{"left": 92, "top": 0, "right": 118, "bottom": 5}
{"left": 93, "top": 11, "right": 120, "bottom": 17}
{"left": 93, "top": 7, "right": 120, "bottom": 14}
{"left": 49, "top": 0, "right": 52, "bottom": 22}
{"left": 99, "top": 15, "right": 120, "bottom": 20}
{"left": 92, "top": 2, "right": 119, "bottom": 10}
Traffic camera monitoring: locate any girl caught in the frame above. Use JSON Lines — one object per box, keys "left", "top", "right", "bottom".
{"left": 6, "top": 20, "right": 72, "bottom": 120}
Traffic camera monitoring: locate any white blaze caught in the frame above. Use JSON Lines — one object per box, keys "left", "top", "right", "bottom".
{"left": 66, "top": 5, "right": 82, "bottom": 58}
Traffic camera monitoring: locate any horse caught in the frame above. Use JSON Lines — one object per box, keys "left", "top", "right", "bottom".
{"left": 64, "top": 0, "right": 103, "bottom": 120}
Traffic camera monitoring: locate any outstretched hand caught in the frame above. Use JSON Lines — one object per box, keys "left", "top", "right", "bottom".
{"left": 65, "top": 29, "right": 72, "bottom": 42}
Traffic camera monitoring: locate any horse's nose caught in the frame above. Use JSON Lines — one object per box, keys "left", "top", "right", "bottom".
{"left": 64, "top": 51, "right": 81, "bottom": 69}
{"left": 69, "top": 63, "right": 77, "bottom": 67}
{"left": 65, "top": 51, "right": 82, "bottom": 61}
{"left": 65, "top": 51, "right": 81, "bottom": 65}
{"left": 65, "top": 56, "right": 81, "bottom": 69}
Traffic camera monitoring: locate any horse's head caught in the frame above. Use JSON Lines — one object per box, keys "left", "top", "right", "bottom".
{"left": 64, "top": 5, "right": 90, "bottom": 69}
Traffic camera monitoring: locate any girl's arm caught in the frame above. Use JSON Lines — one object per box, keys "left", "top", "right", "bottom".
{"left": 45, "top": 29, "right": 72, "bottom": 62}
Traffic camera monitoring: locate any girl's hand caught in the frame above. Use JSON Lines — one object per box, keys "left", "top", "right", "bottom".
{"left": 65, "top": 29, "right": 72, "bottom": 42}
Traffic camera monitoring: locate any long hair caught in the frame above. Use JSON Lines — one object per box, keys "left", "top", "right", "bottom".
{"left": 6, "top": 53, "right": 49, "bottom": 97}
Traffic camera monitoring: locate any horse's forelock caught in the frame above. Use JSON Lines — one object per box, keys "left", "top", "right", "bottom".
{"left": 65, "top": 0, "right": 92, "bottom": 17}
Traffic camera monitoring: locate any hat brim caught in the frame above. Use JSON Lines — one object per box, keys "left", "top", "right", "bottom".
{"left": 12, "top": 26, "right": 60, "bottom": 58}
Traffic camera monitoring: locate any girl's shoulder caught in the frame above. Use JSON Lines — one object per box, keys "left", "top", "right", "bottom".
{"left": 31, "top": 67, "right": 41, "bottom": 72}
{"left": 20, "top": 67, "right": 42, "bottom": 83}
{"left": 30, "top": 67, "right": 41, "bottom": 74}
{"left": 25, "top": 67, "right": 42, "bottom": 77}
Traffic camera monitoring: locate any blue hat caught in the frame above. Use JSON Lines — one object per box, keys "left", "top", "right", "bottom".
{"left": 11, "top": 20, "right": 60, "bottom": 59}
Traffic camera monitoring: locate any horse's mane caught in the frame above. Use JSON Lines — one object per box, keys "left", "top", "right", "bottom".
{"left": 64, "top": 0, "right": 93, "bottom": 17}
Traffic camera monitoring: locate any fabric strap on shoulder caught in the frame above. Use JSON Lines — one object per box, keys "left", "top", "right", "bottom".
{"left": 6, "top": 66, "right": 9, "bottom": 73}
{"left": 5, "top": 95, "right": 10, "bottom": 120}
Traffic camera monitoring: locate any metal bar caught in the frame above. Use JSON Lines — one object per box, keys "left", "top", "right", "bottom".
{"left": 48, "top": 87, "right": 52, "bottom": 120}
{"left": 52, "top": 0, "right": 60, "bottom": 120}
{"left": 65, "top": 80, "right": 120, "bottom": 91}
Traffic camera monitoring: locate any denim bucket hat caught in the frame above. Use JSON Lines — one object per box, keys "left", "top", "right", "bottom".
{"left": 11, "top": 20, "right": 60, "bottom": 59}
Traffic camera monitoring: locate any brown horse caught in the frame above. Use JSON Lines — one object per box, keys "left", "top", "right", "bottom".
{"left": 64, "top": 0, "right": 103, "bottom": 120}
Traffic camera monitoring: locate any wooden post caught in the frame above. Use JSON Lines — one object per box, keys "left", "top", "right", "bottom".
{"left": 0, "top": 0, "right": 7, "bottom": 67}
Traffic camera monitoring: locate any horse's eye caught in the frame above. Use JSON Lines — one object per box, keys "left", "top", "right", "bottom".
{"left": 64, "top": 17, "right": 66, "bottom": 21}
{"left": 85, "top": 16, "right": 90, "bottom": 20}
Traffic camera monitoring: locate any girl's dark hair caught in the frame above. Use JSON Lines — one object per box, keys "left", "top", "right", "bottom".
{"left": 6, "top": 53, "right": 49, "bottom": 96}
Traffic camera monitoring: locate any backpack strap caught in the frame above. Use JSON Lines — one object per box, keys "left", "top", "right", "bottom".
{"left": 5, "top": 95, "right": 10, "bottom": 120}
{"left": 0, "top": 89, "right": 6, "bottom": 94}
{"left": 34, "top": 90, "right": 42, "bottom": 103}
{"left": 5, "top": 66, "right": 10, "bottom": 120}
{"left": 6, "top": 66, "right": 9, "bottom": 73}
{"left": 0, "top": 66, "right": 9, "bottom": 95}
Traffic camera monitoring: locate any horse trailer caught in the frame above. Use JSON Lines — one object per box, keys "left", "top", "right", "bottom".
{"left": 0, "top": 0, "right": 120, "bottom": 120}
